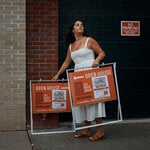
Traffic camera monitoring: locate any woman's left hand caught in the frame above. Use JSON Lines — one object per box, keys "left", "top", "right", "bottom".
{"left": 92, "top": 59, "right": 99, "bottom": 68}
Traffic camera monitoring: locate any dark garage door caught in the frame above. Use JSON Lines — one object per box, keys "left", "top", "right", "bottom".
{"left": 58, "top": 0, "right": 150, "bottom": 119}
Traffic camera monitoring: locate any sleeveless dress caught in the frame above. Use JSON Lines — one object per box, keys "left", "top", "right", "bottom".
{"left": 70, "top": 37, "right": 106, "bottom": 123}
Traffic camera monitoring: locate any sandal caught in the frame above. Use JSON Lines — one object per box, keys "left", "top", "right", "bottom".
{"left": 89, "top": 133, "right": 105, "bottom": 141}
{"left": 74, "top": 132, "right": 91, "bottom": 138}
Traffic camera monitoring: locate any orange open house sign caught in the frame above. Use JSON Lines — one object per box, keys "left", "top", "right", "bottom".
{"left": 31, "top": 82, "right": 71, "bottom": 113}
{"left": 68, "top": 65, "right": 117, "bottom": 106}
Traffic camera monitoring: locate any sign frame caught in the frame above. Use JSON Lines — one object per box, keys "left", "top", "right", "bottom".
{"left": 66, "top": 62, "right": 123, "bottom": 131}
{"left": 29, "top": 80, "right": 74, "bottom": 135}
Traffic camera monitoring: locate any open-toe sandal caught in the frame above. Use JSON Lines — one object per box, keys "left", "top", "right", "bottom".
{"left": 74, "top": 132, "right": 91, "bottom": 138}
{"left": 89, "top": 134, "right": 105, "bottom": 141}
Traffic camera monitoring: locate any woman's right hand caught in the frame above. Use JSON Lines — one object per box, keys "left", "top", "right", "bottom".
{"left": 52, "top": 74, "right": 59, "bottom": 80}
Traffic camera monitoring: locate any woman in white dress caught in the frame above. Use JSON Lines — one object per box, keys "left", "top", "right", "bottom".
{"left": 52, "top": 20, "right": 106, "bottom": 141}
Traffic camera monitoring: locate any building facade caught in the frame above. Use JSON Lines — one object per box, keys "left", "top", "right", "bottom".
{"left": 0, "top": 0, "right": 26, "bottom": 130}
{"left": 0, "top": 0, "right": 150, "bottom": 131}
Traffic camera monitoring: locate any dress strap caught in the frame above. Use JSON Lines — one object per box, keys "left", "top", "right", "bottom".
{"left": 85, "top": 37, "right": 90, "bottom": 47}
{"left": 69, "top": 44, "right": 72, "bottom": 52}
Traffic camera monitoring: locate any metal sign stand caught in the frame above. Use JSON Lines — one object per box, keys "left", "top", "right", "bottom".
{"left": 66, "top": 62, "right": 123, "bottom": 131}
{"left": 29, "top": 80, "right": 75, "bottom": 135}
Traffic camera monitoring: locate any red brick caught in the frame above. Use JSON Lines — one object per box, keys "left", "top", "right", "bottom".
{"left": 26, "top": 0, "right": 59, "bottom": 127}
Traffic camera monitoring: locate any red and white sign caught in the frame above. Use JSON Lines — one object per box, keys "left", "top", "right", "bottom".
{"left": 121, "top": 21, "right": 140, "bottom": 36}
{"left": 31, "top": 82, "right": 71, "bottom": 113}
{"left": 68, "top": 65, "right": 117, "bottom": 106}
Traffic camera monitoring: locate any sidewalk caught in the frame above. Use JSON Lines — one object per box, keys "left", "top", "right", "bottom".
{"left": 29, "top": 119, "right": 150, "bottom": 150}
{"left": 0, "top": 130, "right": 32, "bottom": 150}
{"left": 0, "top": 119, "right": 150, "bottom": 150}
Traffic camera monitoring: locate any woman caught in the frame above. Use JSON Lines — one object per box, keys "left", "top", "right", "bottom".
{"left": 52, "top": 20, "right": 106, "bottom": 141}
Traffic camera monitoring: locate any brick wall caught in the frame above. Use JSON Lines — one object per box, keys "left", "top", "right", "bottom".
{"left": 26, "top": 0, "right": 59, "bottom": 126}
{"left": 0, "top": 0, "right": 26, "bottom": 130}
{"left": 26, "top": 0, "right": 58, "bottom": 81}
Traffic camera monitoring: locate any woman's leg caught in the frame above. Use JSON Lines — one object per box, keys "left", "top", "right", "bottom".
{"left": 74, "top": 120, "right": 91, "bottom": 138}
{"left": 89, "top": 118, "right": 105, "bottom": 141}
{"left": 95, "top": 118, "right": 104, "bottom": 135}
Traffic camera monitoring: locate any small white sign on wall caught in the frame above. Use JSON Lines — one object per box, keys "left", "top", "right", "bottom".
{"left": 121, "top": 21, "right": 140, "bottom": 36}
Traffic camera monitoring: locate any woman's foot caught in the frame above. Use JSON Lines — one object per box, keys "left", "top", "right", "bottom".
{"left": 74, "top": 121, "right": 91, "bottom": 138}
{"left": 89, "top": 118, "right": 105, "bottom": 141}
{"left": 89, "top": 132, "right": 105, "bottom": 141}
{"left": 74, "top": 131, "right": 91, "bottom": 138}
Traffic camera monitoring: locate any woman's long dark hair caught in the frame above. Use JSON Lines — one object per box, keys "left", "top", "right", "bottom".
{"left": 64, "top": 20, "right": 89, "bottom": 45}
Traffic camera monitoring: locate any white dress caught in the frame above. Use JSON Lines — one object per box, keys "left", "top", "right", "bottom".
{"left": 70, "top": 37, "right": 106, "bottom": 123}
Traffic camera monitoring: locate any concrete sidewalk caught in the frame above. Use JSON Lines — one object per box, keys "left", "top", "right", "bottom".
{"left": 29, "top": 119, "right": 150, "bottom": 150}
{"left": 0, "top": 119, "right": 150, "bottom": 150}
{"left": 0, "top": 130, "right": 32, "bottom": 150}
